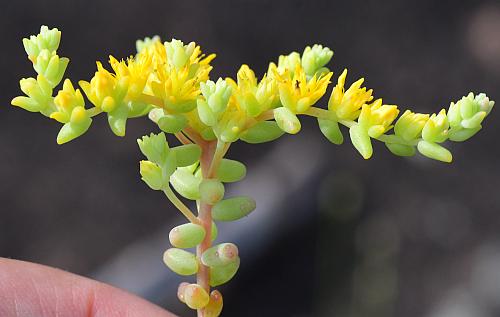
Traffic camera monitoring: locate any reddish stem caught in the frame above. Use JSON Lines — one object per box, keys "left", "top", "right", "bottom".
{"left": 196, "top": 141, "right": 217, "bottom": 317}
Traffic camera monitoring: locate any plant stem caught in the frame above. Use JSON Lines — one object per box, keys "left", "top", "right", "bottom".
{"left": 163, "top": 186, "right": 199, "bottom": 224}
{"left": 196, "top": 140, "right": 224, "bottom": 317}
{"left": 175, "top": 131, "right": 192, "bottom": 145}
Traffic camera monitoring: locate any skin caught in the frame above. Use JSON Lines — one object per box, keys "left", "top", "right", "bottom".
{"left": 0, "top": 258, "right": 177, "bottom": 317}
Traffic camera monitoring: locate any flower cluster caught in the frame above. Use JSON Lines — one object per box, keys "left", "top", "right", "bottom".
{"left": 11, "top": 26, "right": 495, "bottom": 317}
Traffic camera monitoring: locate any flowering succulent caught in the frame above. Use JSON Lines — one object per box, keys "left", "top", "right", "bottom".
{"left": 11, "top": 26, "right": 495, "bottom": 316}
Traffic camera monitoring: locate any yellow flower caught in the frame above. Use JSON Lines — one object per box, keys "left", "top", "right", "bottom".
{"left": 109, "top": 53, "right": 152, "bottom": 100}
{"left": 51, "top": 79, "right": 86, "bottom": 124}
{"left": 79, "top": 61, "right": 128, "bottom": 113}
{"left": 149, "top": 41, "right": 215, "bottom": 113}
{"left": 328, "top": 69, "right": 373, "bottom": 121}
{"left": 358, "top": 99, "right": 399, "bottom": 138}
{"left": 226, "top": 65, "right": 278, "bottom": 117}
{"left": 213, "top": 97, "right": 248, "bottom": 143}
{"left": 273, "top": 64, "right": 332, "bottom": 113}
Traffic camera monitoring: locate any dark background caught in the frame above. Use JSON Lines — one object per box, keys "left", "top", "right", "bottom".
{"left": 1, "top": 0, "right": 500, "bottom": 316}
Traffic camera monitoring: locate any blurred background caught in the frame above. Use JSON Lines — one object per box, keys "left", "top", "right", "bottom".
{"left": 1, "top": 0, "right": 500, "bottom": 316}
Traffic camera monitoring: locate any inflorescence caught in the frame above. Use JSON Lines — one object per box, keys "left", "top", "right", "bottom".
{"left": 11, "top": 26, "right": 495, "bottom": 317}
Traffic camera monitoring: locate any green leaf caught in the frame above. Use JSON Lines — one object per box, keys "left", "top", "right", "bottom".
{"left": 216, "top": 159, "right": 247, "bottom": 183}
{"left": 212, "top": 196, "right": 256, "bottom": 222}
{"left": 240, "top": 121, "right": 284, "bottom": 144}
{"left": 199, "top": 179, "right": 225, "bottom": 205}
{"left": 349, "top": 124, "right": 373, "bottom": 159}
{"left": 56, "top": 117, "right": 92, "bottom": 144}
{"left": 170, "top": 167, "right": 201, "bottom": 200}
{"left": 201, "top": 243, "right": 239, "bottom": 267}
{"left": 385, "top": 143, "right": 416, "bottom": 157}
{"left": 108, "top": 105, "right": 129, "bottom": 137}
{"left": 209, "top": 256, "right": 240, "bottom": 287}
{"left": 448, "top": 126, "right": 481, "bottom": 142}
{"left": 172, "top": 144, "right": 201, "bottom": 167}
{"left": 163, "top": 248, "right": 198, "bottom": 276}
{"left": 417, "top": 140, "right": 452, "bottom": 163}
{"left": 169, "top": 223, "right": 206, "bottom": 249}
{"left": 318, "top": 118, "right": 343, "bottom": 145}
{"left": 273, "top": 107, "right": 301, "bottom": 134}
{"left": 158, "top": 114, "right": 187, "bottom": 133}
{"left": 183, "top": 284, "right": 210, "bottom": 310}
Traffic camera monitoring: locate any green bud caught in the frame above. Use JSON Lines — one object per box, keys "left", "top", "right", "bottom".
{"left": 216, "top": 159, "right": 246, "bottom": 183}
{"left": 169, "top": 223, "right": 206, "bottom": 248}
{"left": 301, "top": 44, "right": 333, "bottom": 76}
{"left": 171, "top": 144, "right": 201, "bottom": 167}
{"left": 201, "top": 243, "right": 239, "bottom": 267}
{"left": 139, "top": 160, "right": 164, "bottom": 190}
{"left": 158, "top": 114, "right": 187, "bottom": 133}
{"left": 385, "top": 143, "right": 416, "bottom": 157}
{"left": 394, "top": 110, "right": 429, "bottom": 141}
{"left": 212, "top": 196, "right": 256, "bottom": 222}
{"left": 209, "top": 256, "right": 240, "bottom": 287}
{"left": 422, "top": 110, "right": 449, "bottom": 143}
{"left": 417, "top": 140, "right": 452, "bottom": 163}
{"left": 165, "top": 39, "right": 195, "bottom": 69}
{"left": 318, "top": 118, "right": 343, "bottom": 145}
{"left": 274, "top": 107, "right": 301, "bottom": 134}
{"left": 137, "top": 132, "right": 169, "bottom": 165}
{"left": 170, "top": 167, "right": 201, "bottom": 200}
{"left": 200, "top": 78, "right": 232, "bottom": 114}
{"left": 197, "top": 98, "right": 217, "bottom": 126}
{"left": 203, "top": 290, "right": 223, "bottom": 317}
{"left": 23, "top": 26, "right": 61, "bottom": 59}
{"left": 240, "top": 121, "right": 284, "bottom": 144}
{"left": 163, "top": 248, "right": 198, "bottom": 276}
{"left": 349, "top": 124, "right": 373, "bottom": 159}
{"left": 199, "top": 179, "right": 225, "bottom": 205}
{"left": 183, "top": 283, "right": 210, "bottom": 310}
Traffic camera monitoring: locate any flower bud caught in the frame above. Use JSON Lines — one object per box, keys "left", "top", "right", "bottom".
{"left": 163, "top": 248, "right": 198, "bottom": 276}
{"left": 164, "top": 39, "right": 195, "bottom": 69}
{"left": 301, "top": 44, "right": 333, "bottom": 76}
{"left": 137, "top": 133, "right": 169, "bottom": 165}
{"left": 200, "top": 78, "right": 232, "bottom": 114}
{"left": 212, "top": 196, "right": 256, "bottom": 222}
{"left": 199, "top": 179, "right": 225, "bottom": 205}
{"left": 183, "top": 284, "right": 210, "bottom": 310}
{"left": 169, "top": 223, "right": 206, "bottom": 249}
{"left": 394, "top": 110, "right": 429, "bottom": 141}
{"left": 139, "top": 161, "right": 164, "bottom": 190}
{"left": 422, "top": 109, "right": 449, "bottom": 143}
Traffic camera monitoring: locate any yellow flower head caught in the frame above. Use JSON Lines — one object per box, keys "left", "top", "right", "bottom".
{"left": 51, "top": 79, "right": 86, "bottom": 124}
{"left": 328, "top": 69, "right": 374, "bottom": 121}
{"left": 149, "top": 40, "right": 215, "bottom": 113}
{"left": 226, "top": 65, "right": 278, "bottom": 117}
{"left": 109, "top": 53, "right": 152, "bottom": 100}
{"left": 358, "top": 99, "right": 399, "bottom": 138}
{"left": 79, "top": 61, "right": 128, "bottom": 113}
{"left": 213, "top": 96, "right": 248, "bottom": 143}
{"left": 273, "top": 64, "right": 332, "bottom": 113}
